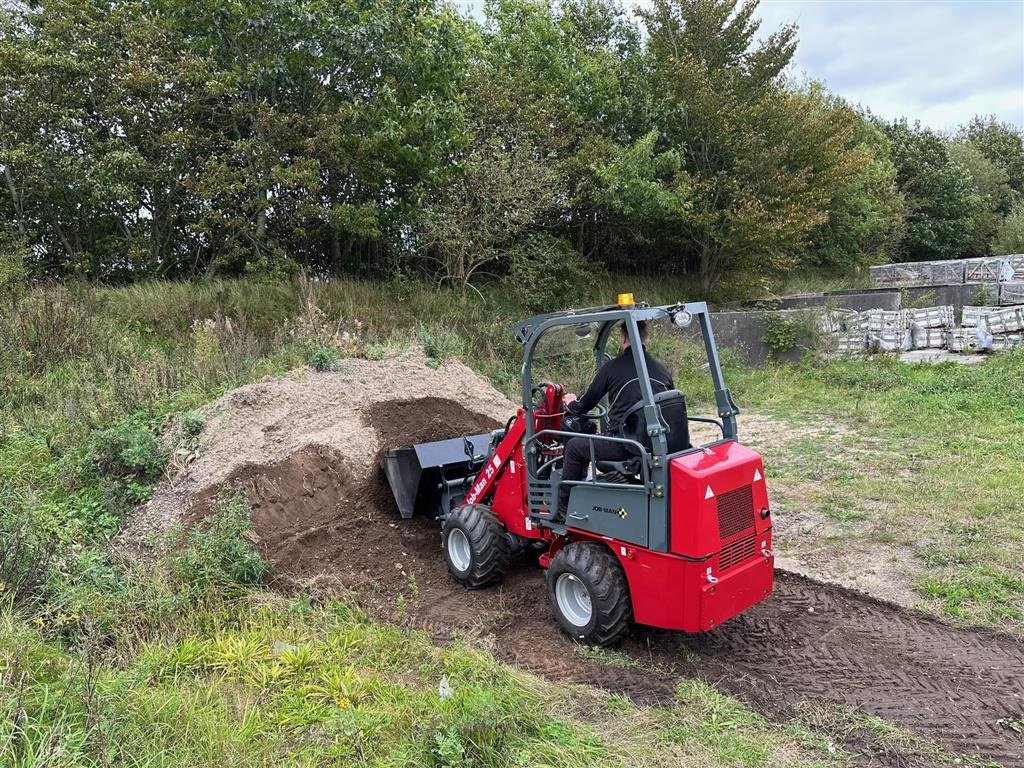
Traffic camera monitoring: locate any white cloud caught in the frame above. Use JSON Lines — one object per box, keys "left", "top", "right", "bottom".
{"left": 755, "top": 0, "right": 1024, "bottom": 128}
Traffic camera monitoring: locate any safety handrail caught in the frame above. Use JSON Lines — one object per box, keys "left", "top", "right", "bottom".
{"left": 525, "top": 429, "right": 652, "bottom": 492}
{"left": 688, "top": 415, "right": 724, "bottom": 436}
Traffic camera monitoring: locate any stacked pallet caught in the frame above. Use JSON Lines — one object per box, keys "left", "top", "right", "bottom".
{"left": 869, "top": 256, "right": 1020, "bottom": 288}
{"left": 827, "top": 304, "right": 1024, "bottom": 356}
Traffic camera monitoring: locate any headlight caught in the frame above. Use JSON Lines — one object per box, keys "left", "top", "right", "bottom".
{"left": 672, "top": 309, "right": 692, "bottom": 328}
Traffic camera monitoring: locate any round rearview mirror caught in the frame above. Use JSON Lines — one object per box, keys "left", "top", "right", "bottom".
{"left": 672, "top": 310, "right": 692, "bottom": 328}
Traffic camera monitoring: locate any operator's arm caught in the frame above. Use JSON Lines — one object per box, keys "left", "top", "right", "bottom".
{"left": 570, "top": 362, "right": 611, "bottom": 414}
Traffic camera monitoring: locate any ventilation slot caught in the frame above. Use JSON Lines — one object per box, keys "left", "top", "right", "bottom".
{"left": 717, "top": 484, "right": 754, "bottom": 540}
{"left": 719, "top": 535, "right": 757, "bottom": 572}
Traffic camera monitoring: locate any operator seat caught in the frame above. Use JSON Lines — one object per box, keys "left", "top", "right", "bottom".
{"left": 595, "top": 390, "right": 691, "bottom": 478}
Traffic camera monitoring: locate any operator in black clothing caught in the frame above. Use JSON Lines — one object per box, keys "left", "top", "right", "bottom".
{"left": 559, "top": 320, "right": 674, "bottom": 515}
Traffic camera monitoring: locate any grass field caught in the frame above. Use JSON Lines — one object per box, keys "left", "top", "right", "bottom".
{"left": 1, "top": 275, "right": 1020, "bottom": 765}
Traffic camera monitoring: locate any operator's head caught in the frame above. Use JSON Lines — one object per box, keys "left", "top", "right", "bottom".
{"left": 620, "top": 320, "right": 648, "bottom": 351}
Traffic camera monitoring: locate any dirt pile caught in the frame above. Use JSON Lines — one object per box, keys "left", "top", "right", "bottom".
{"left": 121, "top": 350, "right": 515, "bottom": 551}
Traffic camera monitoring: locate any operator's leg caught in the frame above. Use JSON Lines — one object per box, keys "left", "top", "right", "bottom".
{"left": 558, "top": 437, "right": 632, "bottom": 514}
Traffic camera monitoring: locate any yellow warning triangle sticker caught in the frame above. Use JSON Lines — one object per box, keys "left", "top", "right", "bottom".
{"left": 704, "top": 485, "right": 715, "bottom": 500}
{"left": 753, "top": 468, "right": 762, "bottom": 482}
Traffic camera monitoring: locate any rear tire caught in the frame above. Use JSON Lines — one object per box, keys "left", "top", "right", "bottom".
{"left": 547, "top": 542, "right": 632, "bottom": 645}
{"left": 442, "top": 504, "right": 511, "bottom": 588}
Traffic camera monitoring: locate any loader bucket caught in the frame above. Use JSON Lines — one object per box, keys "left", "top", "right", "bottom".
{"left": 381, "top": 433, "right": 494, "bottom": 519}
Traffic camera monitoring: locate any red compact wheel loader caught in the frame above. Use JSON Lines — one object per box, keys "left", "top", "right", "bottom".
{"left": 382, "top": 298, "right": 774, "bottom": 645}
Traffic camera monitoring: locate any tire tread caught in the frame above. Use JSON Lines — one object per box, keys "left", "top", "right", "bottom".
{"left": 442, "top": 504, "right": 511, "bottom": 588}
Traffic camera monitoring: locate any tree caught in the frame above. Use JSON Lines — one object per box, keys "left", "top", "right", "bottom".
{"left": 882, "top": 120, "right": 978, "bottom": 262}
{"left": 802, "top": 99, "right": 902, "bottom": 268}
{"left": 472, "top": 0, "right": 648, "bottom": 265}
{"left": 993, "top": 205, "right": 1024, "bottom": 255}
{"left": 418, "top": 124, "right": 562, "bottom": 290}
{"left": 642, "top": 0, "right": 873, "bottom": 291}
{"left": 959, "top": 115, "right": 1024, "bottom": 196}
{"left": 947, "top": 141, "right": 1018, "bottom": 256}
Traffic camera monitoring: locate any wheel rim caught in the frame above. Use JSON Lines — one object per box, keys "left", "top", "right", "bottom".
{"left": 448, "top": 527, "right": 472, "bottom": 572}
{"left": 555, "top": 573, "right": 593, "bottom": 627}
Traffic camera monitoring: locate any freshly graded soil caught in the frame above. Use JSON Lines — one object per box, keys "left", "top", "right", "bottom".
{"left": 128, "top": 360, "right": 1024, "bottom": 767}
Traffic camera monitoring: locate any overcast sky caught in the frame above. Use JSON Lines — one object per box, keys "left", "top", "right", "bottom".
{"left": 755, "top": 0, "right": 1024, "bottom": 131}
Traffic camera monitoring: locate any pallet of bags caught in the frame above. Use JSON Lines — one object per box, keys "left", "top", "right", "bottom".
{"left": 911, "top": 327, "right": 947, "bottom": 349}
{"left": 848, "top": 308, "right": 907, "bottom": 333}
{"left": 905, "top": 305, "right": 954, "bottom": 328}
{"left": 999, "top": 282, "right": 1024, "bottom": 306}
{"left": 981, "top": 306, "right": 1024, "bottom": 334}
{"left": 965, "top": 257, "right": 1014, "bottom": 283}
{"left": 867, "top": 329, "right": 913, "bottom": 353}
{"left": 920, "top": 260, "right": 965, "bottom": 285}
{"left": 946, "top": 327, "right": 991, "bottom": 353}
{"left": 990, "top": 333, "right": 1024, "bottom": 351}
{"left": 961, "top": 306, "right": 997, "bottom": 327}
{"left": 836, "top": 333, "right": 867, "bottom": 356}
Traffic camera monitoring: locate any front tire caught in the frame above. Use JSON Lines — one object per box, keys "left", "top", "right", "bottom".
{"left": 547, "top": 542, "right": 632, "bottom": 645}
{"left": 441, "top": 504, "right": 511, "bottom": 588}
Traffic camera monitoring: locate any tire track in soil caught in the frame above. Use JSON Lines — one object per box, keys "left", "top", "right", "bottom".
{"left": 194, "top": 402, "right": 1024, "bottom": 768}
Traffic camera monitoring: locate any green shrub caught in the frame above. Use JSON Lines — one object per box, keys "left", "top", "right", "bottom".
{"left": 763, "top": 315, "right": 799, "bottom": 355}
{"left": 506, "top": 234, "right": 601, "bottom": 314}
{"left": 993, "top": 204, "right": 1024, "bottom": 255}
{"left": 91, "top": 413, "right": 167, "bottom": 480}
{"left": 0, "top": 224, "right": 28, "bottom": 296}
{"left": 308, "top": 344, "right": 340, "bottom": 371}
{"left": 181, "top": 411, "right": 204, "bottom": 438}
{"left": 169, "top": 491, "right": 266, "bottom": 592}
{"left": 418, "top": 324, "right": 464, "bottom": 364}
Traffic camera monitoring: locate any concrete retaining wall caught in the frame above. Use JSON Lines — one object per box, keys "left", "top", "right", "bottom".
{"left": 708, "top": 309, "right": 817, "bottom": 366}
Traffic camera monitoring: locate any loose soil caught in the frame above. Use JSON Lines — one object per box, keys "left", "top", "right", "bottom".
{"left": 128, "top": 359, "right": 1024, "bottom": 767}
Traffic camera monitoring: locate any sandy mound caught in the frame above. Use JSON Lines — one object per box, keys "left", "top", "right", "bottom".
{"left": 121, "top": 350, "right": 515, "bottom": 552}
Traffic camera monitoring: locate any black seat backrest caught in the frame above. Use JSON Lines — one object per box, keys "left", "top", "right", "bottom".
{"left": 620, "top": 390, "right": 691, "bottom": 454}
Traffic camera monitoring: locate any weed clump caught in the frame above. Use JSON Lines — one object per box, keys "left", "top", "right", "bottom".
{"left": 169, "top": 491, "right": 267, "bottom": 592}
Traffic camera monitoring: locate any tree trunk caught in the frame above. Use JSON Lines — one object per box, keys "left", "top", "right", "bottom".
{"left": 3, "top": 166, "right": 27, "bottom": 238}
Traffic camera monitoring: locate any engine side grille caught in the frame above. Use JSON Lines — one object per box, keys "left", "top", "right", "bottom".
{"left": 719, "top": 535, "right": 757, "bottom": 572}
{"left": 717, "top": 484, "right": 754, "bottom": 540}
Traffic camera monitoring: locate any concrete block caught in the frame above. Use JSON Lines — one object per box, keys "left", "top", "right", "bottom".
{"left": 982, "top": 306, "right": 1024, "bottom": 334}
{"left": 707, "top": 309, "right": 821, "bottom": 366}
{"left": 920, "top": 260, "right": 966, "bottom": 284}
{"left": 962, "top": 306, "right": 999, "bottom": 327}
{"left": 946, "top": 327, "right": 988, "bottom": 353}
{"left": 911, "top": 327, "right": 947, "bottom": 349}
{"left": 823, "top": 288, "right": 902, "bottom": 312}
{"left": 902, "top": 283, "right": 997, "bottom": 310}
{"left": 836, "top": 332, "right": 867, "bottom": 356}
{"left": 818, "top": 309, "right": 858, "bottom": 334}
{"left": 849, "top": 309, "right": 906, "bottom": 333}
